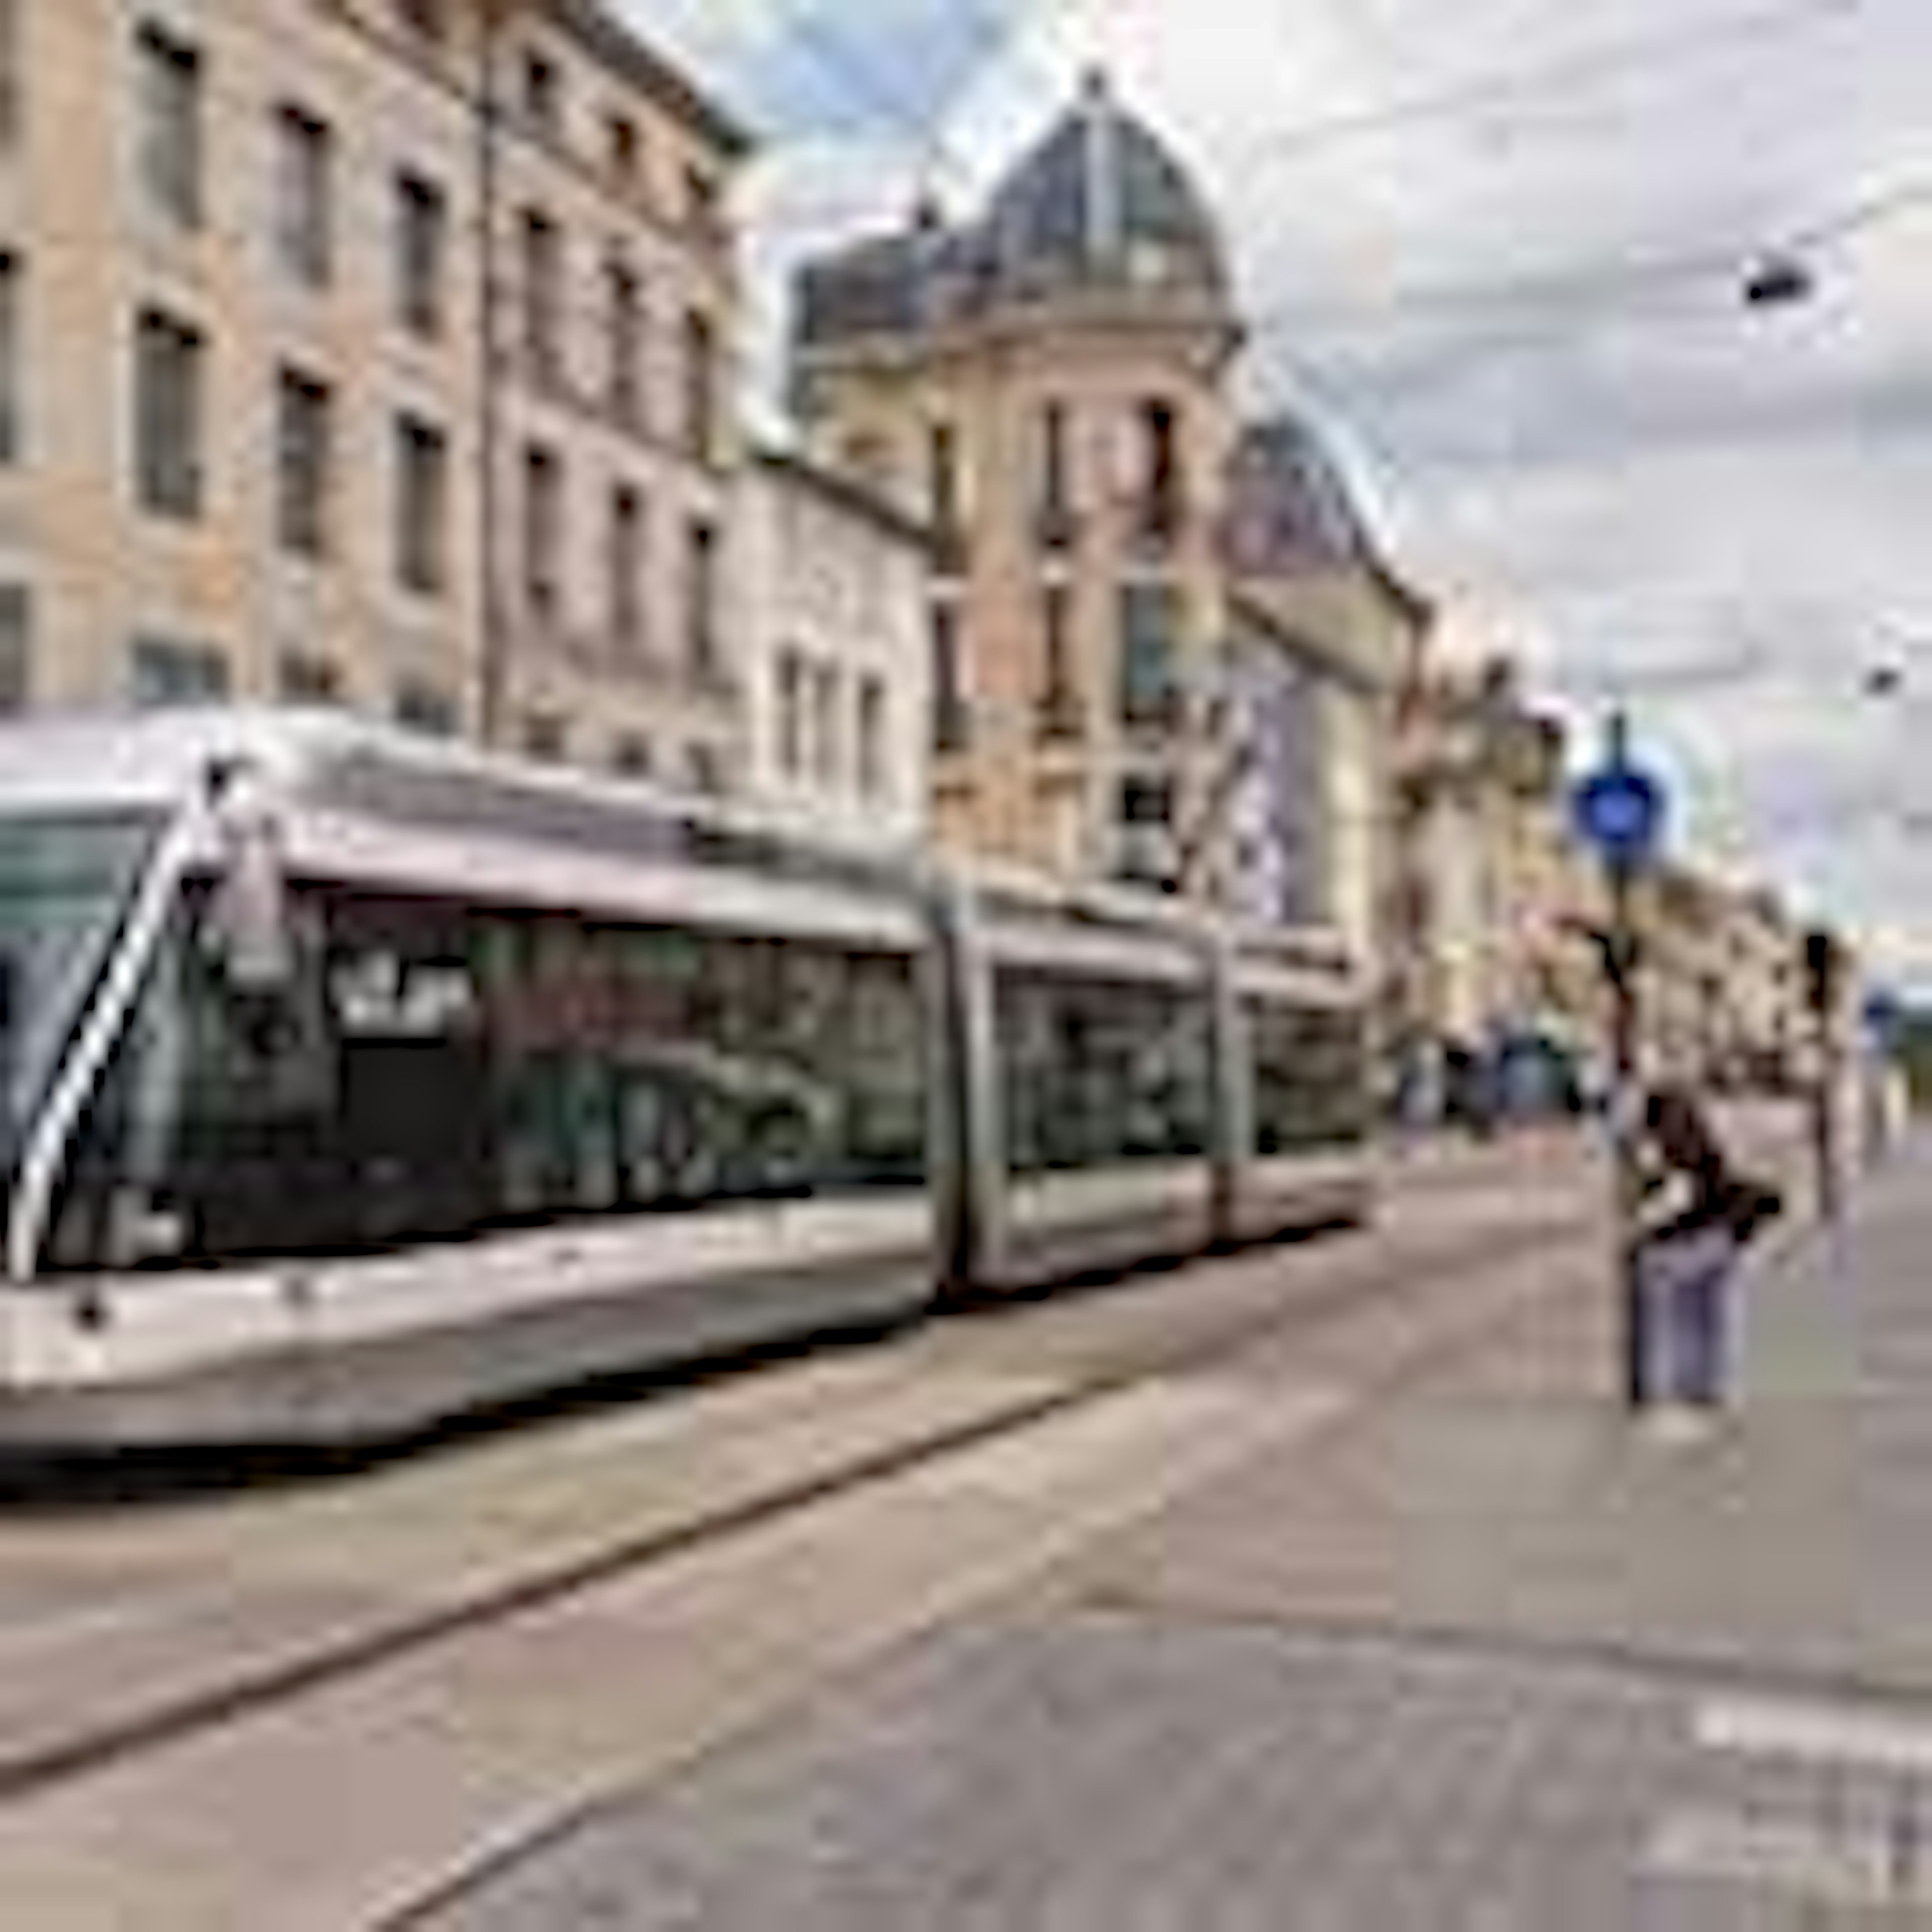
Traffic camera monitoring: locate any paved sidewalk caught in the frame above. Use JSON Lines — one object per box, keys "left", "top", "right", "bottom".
{"left": 418, "top": 1134, "right": 1932, "bottom": 1929}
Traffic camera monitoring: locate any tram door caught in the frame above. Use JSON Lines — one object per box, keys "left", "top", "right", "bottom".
{"left": 327, "top": 900, "right": 493, "bottom": 1247}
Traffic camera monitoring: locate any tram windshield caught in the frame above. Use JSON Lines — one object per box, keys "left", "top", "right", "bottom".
{"left": 0, "top": 814, "right": 156, "bottom": 1183}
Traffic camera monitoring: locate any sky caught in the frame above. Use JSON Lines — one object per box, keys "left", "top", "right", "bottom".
{"left": 622, "top": 0, "right": 1932, "bottom": 987}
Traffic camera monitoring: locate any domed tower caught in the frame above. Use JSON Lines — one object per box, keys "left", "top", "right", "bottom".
{"left": 790, "top": 71, "right": 1244, "bottom": 893}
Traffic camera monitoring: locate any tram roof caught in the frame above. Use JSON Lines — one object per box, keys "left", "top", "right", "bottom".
{"left": 0, "top": 712, "right": 1362, "bottom": 982}
{"left": 0, "top": 707, "right": 926, "bottom": 880}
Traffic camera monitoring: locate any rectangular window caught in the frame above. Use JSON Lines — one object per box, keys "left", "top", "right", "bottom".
{"left": 522, "top": 51, "right": 561, "bottom": 135}
{"left": 1040, "top": 584, "right": 1075, "bottom": 721}
{"left": 607, "top": 113, "right": 639, "bottom": 185}
{"left": 857, "top": 674, "right": 886, "bottom": 798}
{"left": 928, "top": 421, "right": 960, "bottom": 537}
{"left": 607, "top": 259, "right": 642, "bottom": 428}
{"left": 995, "top": 970, "right": 1211, "bottom": 1175}
{"left": 776, "top": 648, "right": 804, "bottom": 778}
{"left": 685, "top": 164, "right": 723, "bottom": 246}
{"left": 128, "top": 634, "right": 228, "bottom": 709}
{"left": 931, "top": 601, "right": 967, "bottom": 751}
{"left": 395, "top": 171, "right": 447, "bottom": 340}
{"left": 277, "top": 650, "right": 343, "bottom": 704}
{"left": 273, "top": 105, "right": 332, "bottom": 288}
{"left": 136, "top": 21, "right": 202, "bottom": 232}
{"left": 1118, "top": 581, "right": 1179, "bottom": 724}
{"left": 1038, "top": 400, "right": 1071, "bottom": 531}
{"left": 134, "top": 308, "right": 204, "bottom": 520}
{"left": 811, "top": 663, "right": 840, "bottom": 787}
{"left": 684, "top": 517, "right": 717, "bottom": 678}
{"left": 395, "top": 413, "right": 447, "bottom": 595}
{"left": 524, "top": 443, "right": 561, "bottom": 618}
{"left": 521, "top": 209, "right": 561, "bottom": 389}
{"left": 682, "top": 309, "right": 714, "bottom": 461}
{"left": 609, "top": 482, "right": 643, "bottom": 652}
{"left": 611, "top": 733, "right": 652, "bottom": 778}
{"left": 685, "top": 743, "right": 723, "bottom": 795}
{"left": 395, "top": 0, "right": 445, "bottom": 43}
{"left": 0, "top": 0, "right": 21, "bottom": 151}
{"left": 521, "top": 710, "right": 567, "bottom": 762}
{"left": 275, "top": 367, "right": 332, "bottom": 559}
{"left": 1139, "top": 398, "right": 1181, "bottom": 541}
{"left": 0, "top": 254, "right": 21, "bottom": 465}
{"left": 394, "top": 676, "right": 456, "bottom": 734}
{"left": 0, "top": 585, "right": 30, "bottom": 713}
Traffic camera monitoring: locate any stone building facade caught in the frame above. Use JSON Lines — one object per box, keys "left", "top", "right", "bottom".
{"left": 2, "top": 0, "right": 746, "bottom": 790}
{"left": 737, "top": 446, "right": 933, "bottom": 846}
{"left": 788, "top": 72, "right": 1422, "bottom": 948}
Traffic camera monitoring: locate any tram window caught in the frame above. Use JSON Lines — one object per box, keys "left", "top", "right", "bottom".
{"left": 1246, "top": 999, "right": 1367, "bottom": 1154}
{"left": 995, "top": 967, "right": 1211, "bottom": 1177}
{"left": 0, "top": 815, "right": 154, "bottom": 1179}
{"left": 43, "top": 887, "right": 927, "bottom": 1271}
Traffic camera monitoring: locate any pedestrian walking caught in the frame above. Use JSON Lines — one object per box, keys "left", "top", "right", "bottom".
{"left": 1633, "top": 1082, "right": 1783, "bottom": 1439}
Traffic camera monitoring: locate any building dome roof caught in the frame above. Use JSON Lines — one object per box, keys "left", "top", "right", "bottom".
{"left": 982, "top": 70, "right": 1229, "bottom": 304}
{"left": 1224, "top": 415, "right": 1378, "bottom": 573}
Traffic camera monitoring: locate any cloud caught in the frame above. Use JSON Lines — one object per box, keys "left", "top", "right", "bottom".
{"left": 630, "top": 0, "right": 1932, "bottom": 979}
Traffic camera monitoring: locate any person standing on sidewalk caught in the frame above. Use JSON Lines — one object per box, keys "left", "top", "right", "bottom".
{"left": 1634, "top": 1083, "right": 1782, "bottom": 1438}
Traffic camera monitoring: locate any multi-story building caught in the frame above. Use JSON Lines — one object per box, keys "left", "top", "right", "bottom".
{"left": 1391, "top": 648, "right": 1819, "bottom": 1116}
{"left": 1389, "top": 656, "right": 1606, "bottom": 1114}
{"left": 4, "top": 0, "right": 747, "bottom": 789}
{"left": 1221, "top": 414, "right": 1427, "bottom": 958}
{"left": 788, "top": 71, "right": 1418, "bottom": 937}
{"left": 738, "top": 446, "right": 933, "bottom": 845}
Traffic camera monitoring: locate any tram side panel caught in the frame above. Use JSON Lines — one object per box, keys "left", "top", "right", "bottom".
{"left": 1218, "top": 964, "right": 1379, "bottom": 1246}
{"left": 958, "top": 899, "right": 1219, "bottom": 1294}
{"left": 6, "top": 861, "right": 945, "bottom": 1448}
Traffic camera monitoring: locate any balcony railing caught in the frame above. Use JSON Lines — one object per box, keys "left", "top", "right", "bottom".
{"left": 1119, "top": 684, "right": 1182, "bottom": 733}
{"left": 1036, "top": 689, "right": 1084, "bottom": 742}
{"left": 932, "top": 694, "right": 971, "bottom": 754}
{"left": 1033, "top": 502, "right": 1079, "bottom": 553}
{"left": 1130, "top": 489, "right": 1183, "bottom": 554}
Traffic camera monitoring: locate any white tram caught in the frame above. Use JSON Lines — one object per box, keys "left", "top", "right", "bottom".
{"left": 0, "top": 712, "right": 1374, "bottom": 1451}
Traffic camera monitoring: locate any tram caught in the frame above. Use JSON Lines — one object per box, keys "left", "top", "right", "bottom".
{"left": 0, "top": 711, "right": 1373, "bottom": 1450}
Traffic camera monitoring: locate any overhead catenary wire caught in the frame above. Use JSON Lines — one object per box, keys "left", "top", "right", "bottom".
{"left": 1236, "top": 0, "right": 1878, "bottom": 166}
{"left": 1237, "top": 166, "right": 1932, "bottom": 365}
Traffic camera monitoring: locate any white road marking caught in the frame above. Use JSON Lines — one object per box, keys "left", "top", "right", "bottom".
{"left": 1697, "top": 1694, "right": 1932, "bottom": 1781}
{"left": 1645, "top": 1806, "right": 1905, "bottom": 1906}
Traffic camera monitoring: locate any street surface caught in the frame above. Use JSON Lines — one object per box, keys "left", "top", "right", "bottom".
{"left": 399, "top": 1117, "right": 1932, "bottom": 1932}
{"left": 0, "top": 1114, "right": 1845, "bottom": 1928}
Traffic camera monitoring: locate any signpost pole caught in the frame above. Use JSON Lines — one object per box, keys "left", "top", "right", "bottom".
{"left": 1609, "top": 840, "right": 1646, "bottom": 1410}
{"left": 1573, "top": 705, "right": 1664, "bottom": 1412}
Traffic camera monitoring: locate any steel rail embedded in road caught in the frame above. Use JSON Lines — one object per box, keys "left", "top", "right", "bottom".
{"left": 0, "top": 1196, "right": 1600, "bottom": 1816}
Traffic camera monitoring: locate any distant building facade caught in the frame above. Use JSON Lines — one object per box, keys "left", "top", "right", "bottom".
{"left": 1391, "top": 652, "right": 1815, "bottom": 1118}
{"left": 788, "top": 71, "right": 1423, "bottom": 941}
{"left": 738, "top": 448, "right": 933, "bottom": 844}
{"left": 3, "top": 0, "right": 747, "bottom": 790}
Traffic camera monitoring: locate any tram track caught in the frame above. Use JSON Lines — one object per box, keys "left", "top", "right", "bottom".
{"left": 0, "top": 1174, "right": 1612, "bottom": 1822}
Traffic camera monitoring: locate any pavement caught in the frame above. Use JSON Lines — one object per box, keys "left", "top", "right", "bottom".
{"left": 411, "top": 1128, "right": 1932, "bottom": 1930}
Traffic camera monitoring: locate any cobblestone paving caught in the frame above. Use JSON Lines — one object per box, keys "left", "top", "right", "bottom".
{"left": 410, "top": 1608, "right": 1909, "bottom": 1930}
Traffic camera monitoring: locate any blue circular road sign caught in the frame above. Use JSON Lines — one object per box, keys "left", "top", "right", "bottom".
{"left": 1573, "top": 759, "right": 1665, "bottom": 870}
